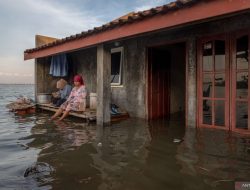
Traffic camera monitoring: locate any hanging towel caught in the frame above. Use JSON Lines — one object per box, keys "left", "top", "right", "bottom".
{"left": 49, "top": 53, "right": 69, "bottom": 77}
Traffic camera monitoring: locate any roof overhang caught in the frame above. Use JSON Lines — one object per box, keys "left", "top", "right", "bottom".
{"left": 24, "top": 0, "right": 250, "bottom": 60}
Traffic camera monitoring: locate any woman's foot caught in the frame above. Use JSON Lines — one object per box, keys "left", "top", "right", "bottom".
{"left": 50, "top": 115, "right": 57, "bottom": 120}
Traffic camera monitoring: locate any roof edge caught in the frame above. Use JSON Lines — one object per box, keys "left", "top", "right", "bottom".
{"left": 24, "top": 0, "right": 250, "bottom": 60}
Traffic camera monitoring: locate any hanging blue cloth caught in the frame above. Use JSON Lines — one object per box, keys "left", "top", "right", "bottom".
{"left": 49, "top": 53, "right": 69, "bottom": 77}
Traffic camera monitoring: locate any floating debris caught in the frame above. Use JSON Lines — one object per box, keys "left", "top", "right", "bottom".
{"left": 19, "top": 143, "right": 30, "bottom": 150}
{"left": 6, "top": 96, "right": 35, "bottom": 112}
{"left": 24, "top": 162, "right": 54, "bottom": 177}
{"left": 173, "top": 138, "right": 183, "bottom": 143}
{"left": 97, "top": 142, "right": 102, "bottom": 147}
{"left": 35, "top": 119, "right": 47, "bottom": 125}
{"left": 79, "top": 177, "right": 92, "bottom": 184}
{"left": 197, "top": 166, "right": 209, "bottom": 172}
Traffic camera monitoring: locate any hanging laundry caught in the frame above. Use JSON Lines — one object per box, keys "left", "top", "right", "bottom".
{"left": 49, "top": 53, "right": 69, "bottom": 77}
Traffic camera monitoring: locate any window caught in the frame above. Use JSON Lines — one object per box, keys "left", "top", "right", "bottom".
{"left": 198, "top": 36, "right": 229, "bottom": 129}
{"left": 111, "top": 47, "right": 123, "bottom": 86}
{"left": 198, "top": 32, "right": 250, "bottom": 134}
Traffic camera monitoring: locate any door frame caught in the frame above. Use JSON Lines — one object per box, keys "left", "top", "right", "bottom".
{"left": 146, "top": 40, "right": 187, "bottom": 125}
{"left": 147, "top": 47, "right": 171, "bottom": 120}
{"left": 231, "top": 29, "right": 250, "bottom": 134}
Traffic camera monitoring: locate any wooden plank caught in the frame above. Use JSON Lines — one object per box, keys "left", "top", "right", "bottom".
{"left": 111, "top": 113, "right": 130, "bottom": 122}
{"left": 37, "top": 104, "right": 96, "bottom": 120}
{"left": 37, "top": 103, "right": 129, "bottom": 122}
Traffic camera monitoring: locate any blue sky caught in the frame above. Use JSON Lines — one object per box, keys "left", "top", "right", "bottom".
{"left": 0, "top": 0, "right": 173, "bottom": 84}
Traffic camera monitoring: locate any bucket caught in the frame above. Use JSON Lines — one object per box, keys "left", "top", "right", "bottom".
{"left": 37, "top": 93, "right": 51, "bottom": 104}
{"left": 89, "top": 93, "right": 97, "bottom": 110}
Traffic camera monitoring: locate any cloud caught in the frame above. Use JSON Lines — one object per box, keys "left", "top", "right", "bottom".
{"left": 0, "top": 0, "right": 104, "bottom": 42}
{"left": 0, "top": 0, "right": 175, "bottom": 84}
{"left": 134, "top": 0, "right": 174, "bottom": 12}
{"left": 0, "top": 0, "right": 105, "bottom": 84}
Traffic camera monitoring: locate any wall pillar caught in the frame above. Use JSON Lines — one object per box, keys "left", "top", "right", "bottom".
{"left": 186, "top": 37, "right": 197, "bottom": 128}
{"left": 97, "top": 44, "right": 111, "bottom": 126}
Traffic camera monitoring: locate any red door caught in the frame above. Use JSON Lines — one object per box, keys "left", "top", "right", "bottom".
{"left": 148, "top": 48, "right": 170, "bottom": 120}
{"left": 198, "top": 35, "right": 230, "bottom": 129}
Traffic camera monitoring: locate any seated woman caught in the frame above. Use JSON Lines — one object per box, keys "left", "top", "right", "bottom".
{"left": 51, "top": 75, "right": 87, "bottom": 121}
{"left": 52, "top": 79, "right": 72, "bottom": 107}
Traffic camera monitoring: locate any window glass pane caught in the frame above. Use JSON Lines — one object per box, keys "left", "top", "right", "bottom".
{"left": 203, "top": 42, "right": 213, "bottom": 71}
{"left": 236, "top": 72, "right": 248, "bottom": 99}
{"left": 236, "top": 35, "right": 248, "bottom": 70}
{"left": 215, "top": 100, "right": 225, "bottom": 126}
{"left": 215, "top": 73, "right": 225, "bottom": 98}
{"left": 111, "top": 52, "right": 121, "bottom": 84}
{"left": 236, "top": 101, "right": 248, "bottom": 129}
{"left": 215, "top": 40, "right": 225, "bottom": 71}
{"left": 203, "top": 100, "right": 212, "bottom": 125}
{"left": 203, "top": 74, "right": 213, "bottom": 97}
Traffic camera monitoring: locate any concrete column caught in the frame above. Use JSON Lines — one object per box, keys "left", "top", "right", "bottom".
{"left": 97, "top": 44, "right": 111, "bottom": 126}
{"left": 34, "top": 59, "right": 38, "bottom": 102}
{"left": 187, "top": 37, "right": 197, "bottom": 128}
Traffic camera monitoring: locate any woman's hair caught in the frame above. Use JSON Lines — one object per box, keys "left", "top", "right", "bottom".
{"left": 73, "top": 75, "right": 84, "bottom": 85}
{"left": 56, "top": 79, "right": 67, "bottom": 89}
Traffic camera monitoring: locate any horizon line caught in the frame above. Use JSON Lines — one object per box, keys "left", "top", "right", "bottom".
{"left": 0, "top": 83, "right": 34, "bottom": 85}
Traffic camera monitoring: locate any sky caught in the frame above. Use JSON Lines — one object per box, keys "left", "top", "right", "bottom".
{"left": 0, "top": 0, "right": 173, "bottom": 84}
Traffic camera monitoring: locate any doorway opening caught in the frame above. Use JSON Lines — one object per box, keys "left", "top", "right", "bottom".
{"left": 148, "top": 42, "right": 186, "bottom": 123}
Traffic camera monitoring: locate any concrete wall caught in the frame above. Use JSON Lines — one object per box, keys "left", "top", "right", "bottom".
{"left": 69, "top": 48, "right": 97, "bottom": 94}
{"left": 108, "top": 39, "right": 146, "bottom": 118}
{"left": 35, "top": 35, "right": 58, "bottom": 47}
{"left": 36, "top": 57, "right": 63, "bottom": 95}
{"left": 168, "top": 44, "right": 186, "bottom": 115}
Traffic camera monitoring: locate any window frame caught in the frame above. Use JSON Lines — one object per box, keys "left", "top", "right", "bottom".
{"left": 111, "top": 47, "right": 123, "bottom": 86}
{"left": 197, "top": 30, "right": 250, "bottom": 134}
{"left": 197, "top": 34, "right": 230, "bottom": 130}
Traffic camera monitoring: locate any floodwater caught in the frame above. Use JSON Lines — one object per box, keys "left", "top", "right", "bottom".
{"left": 0, "top": 84, "right": 250, "bottom": 190}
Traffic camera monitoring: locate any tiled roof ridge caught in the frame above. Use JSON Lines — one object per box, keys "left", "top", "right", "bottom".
{"left": 24, "top": 0, "right": 199, "bottom": 53}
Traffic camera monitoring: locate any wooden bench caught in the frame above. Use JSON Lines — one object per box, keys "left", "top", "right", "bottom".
{"left": 37, "top": 103, "right": 97, "bottom": 121}
{"left": 37, "top": 103, "right": 129, "bottom": 122}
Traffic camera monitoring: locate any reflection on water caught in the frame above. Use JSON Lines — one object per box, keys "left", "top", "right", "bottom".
{"left": 1, "top": 85, "right": 250, "bottom": 190}
{"left": 11, "top": 117, "right": 250, "bottom": 190}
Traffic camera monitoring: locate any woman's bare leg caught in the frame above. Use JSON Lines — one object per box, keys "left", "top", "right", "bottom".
{"left": 51, "top": 108, "right": 63, "bottom": 120}
{"left": 59, "top": 110, "right": 70, "bottom": 121}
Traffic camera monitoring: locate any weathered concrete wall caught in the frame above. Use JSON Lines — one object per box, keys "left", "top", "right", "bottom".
{"left": 109, "top": 39, "right": 146, "bottom": 118}
{"left": 35, "top": 35, "right": 58, "bottom": 48}
{"left": 36, "top": 55, "right": 75, "bottom": 96}
{"left": 68, "top": 48, "right": 97, "bottom": 94}
{"left": 36, "top": 57, "right": 63, "bottom": 95}
{"left": 35, "top": 35, "right": 59, "bottom": 101}
{"left": 161, "top": 44, "right": 186, "bottom": 115}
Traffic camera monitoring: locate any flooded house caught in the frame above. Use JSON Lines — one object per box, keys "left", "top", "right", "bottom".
{"left": 24, "top": 0, "right": 250, "bottom": 135}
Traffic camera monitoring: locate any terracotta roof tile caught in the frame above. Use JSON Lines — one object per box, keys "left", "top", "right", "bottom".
{"left": 24, "top": 0, "right": 199, "bottom": 53}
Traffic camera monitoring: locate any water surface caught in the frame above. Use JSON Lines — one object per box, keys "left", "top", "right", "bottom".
{"left": 0, "top": 84, "right": 250, "bottom": 190}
